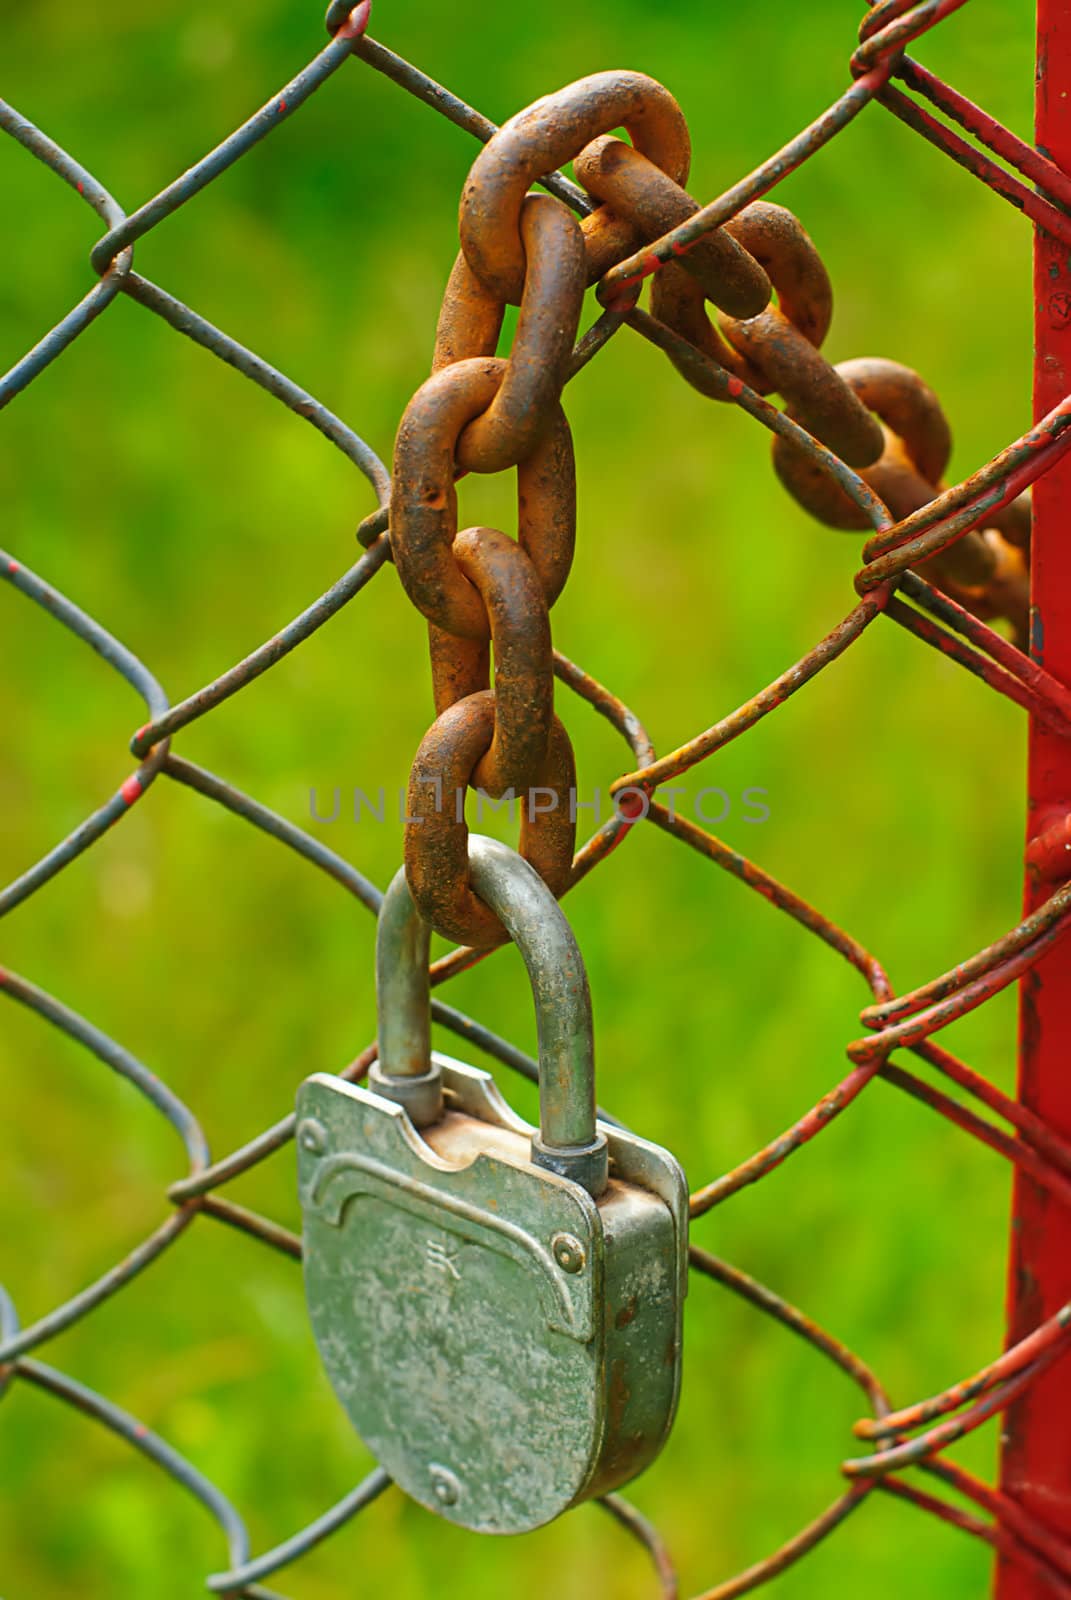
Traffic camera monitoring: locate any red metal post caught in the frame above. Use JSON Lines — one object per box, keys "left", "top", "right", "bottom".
{"left": 996, "top": 5, "right": 1071, "bottom": 1593}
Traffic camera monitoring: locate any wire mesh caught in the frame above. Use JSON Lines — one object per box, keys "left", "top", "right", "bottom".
{"left": 3, "top": 1, "right": 1071, "bottom": 1594}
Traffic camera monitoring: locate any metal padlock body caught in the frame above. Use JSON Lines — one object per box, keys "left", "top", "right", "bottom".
{"left": 298, "top": 1057, "right": 685, "bottom": 1532}
{"left": 298, "top": 836, "right": 687, "bottom": 1534}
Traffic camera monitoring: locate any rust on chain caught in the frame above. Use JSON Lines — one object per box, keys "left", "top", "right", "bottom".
{"left": 719, "top": 312, "right": 884, "bottom": 467}
{"left": 574, "top": 144, "right": 832, "bottom": 381}
{"left": 573, "top": 136, "right": 771, "bottom": 318}
{"left": 724, "top": 203, "right": 834, "bottom": 346}
{"left": 404, "top": 694, "right": 576, "bottom": 948}
{"left": 434, "top": 194, "right": 587, "bottom": 473}
{"left": 393, "top": 77, "right": 617, "bottom": 941}
{"left": 773, "top": 357, "right": 1029, "bottom": 640}
{"left": 428, "top": 620, "right": 488, "bottom": 717}
{"left": 459, "top": 71, "right": 693, "bottom": 303}
{"left": 391, "top": 358, "right": 576, "bottom": 636}
{"left": 433, "top": 251, "right": 505, "bottom": 374}
{"left": 445, "top": 526, "right": 553, "bottom": 798}
{"left": 626, "top": 178, "right": 883, "bottom": 464}
{"left": 773, "top": 356, "right": 952, "bottom": 524}
{"left": 393, "top": 47, "right": 1032, "bottom": 953}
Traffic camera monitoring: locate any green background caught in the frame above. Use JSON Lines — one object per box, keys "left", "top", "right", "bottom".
{"left": 0, "top": 0, "right": 1036, "bottom": 1594}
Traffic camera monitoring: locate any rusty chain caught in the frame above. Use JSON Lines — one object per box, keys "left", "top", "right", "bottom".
{"left": 389, "top": 55, "right": 1032, "bottom": 946}
{"left": 5, "top": 0, "right": 1071, "bottom": 1594}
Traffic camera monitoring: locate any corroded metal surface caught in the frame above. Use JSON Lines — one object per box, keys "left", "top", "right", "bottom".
{"left": 298, "top": 1056, "right": 685, "bottom": 1533}
{"left": 5, "top": 0, "right": 1071, "bottom": 1594}
{"left": 393, "top": 21, "right": 1029, "bottom": 950}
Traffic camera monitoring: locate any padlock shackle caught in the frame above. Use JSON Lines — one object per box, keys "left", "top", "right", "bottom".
{"left": 469, "top": 835, "right": 607, "bottom": 1193}
{"left": 376, "top": 865, "right": 432, "bottom": 1075}
{"left": 374, "top": 863, "right": 442, "bottom": 1127}
{"left": 375, "top": 834, "right": 608, "bottom": 1196}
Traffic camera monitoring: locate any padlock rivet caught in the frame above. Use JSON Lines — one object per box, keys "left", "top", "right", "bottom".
{"left": 297, "top": 1117, "right": 327, "bottom": 1155}
{"left": 429, "top": 1464, "right": 461, "bottom": 1506}
{"left": 552, "top": 1232, "right": 586, "bottom": 1274}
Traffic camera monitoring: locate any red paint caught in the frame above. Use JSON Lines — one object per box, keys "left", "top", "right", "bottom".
{"left": 728, "top": 376, "right": 744, "bottom": 398}
{"left": 278, "top": 99, "right": 287, "bottom": 113}
{"left": 873, "top": 427, "right": 1071, "bottom": 579}
{"left": 602, "top": 276, "right": 642, "bottom": 315}
{"left": 859, "top": 0, "right": 969, "bottom": 71}
{"left": 595, "top": 786, "right": 652, "bottom": 863}
{"left": 997, "top": 6, "right": 1071, "bottom": 1594}
{"left": 614, "top": 787, "right": 648, "bottom": 820}
{"left": 884, "top": 80, "right": 1071, "bottom": 250}
{"left": 119, "top": 775, "right": 143, "bottom": 807}
{"left": 856, "top": 63, "right": 894, "bottom": 95}
{"left": 904, "top": 68, "right": 1069, "bottom": 213}
{"left": 7, "top": 560, "right": 18, "bottom": 574}
{"left": 337, "top": 0, "right": 372, "bottom": 41}
{"left": 1025, "top": 810, "right": 1071, "bottom": 885}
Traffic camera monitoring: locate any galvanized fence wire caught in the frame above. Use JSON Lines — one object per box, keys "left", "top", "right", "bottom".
{"left": 3, "top": 0, "right": 1071, "bottom": 1593}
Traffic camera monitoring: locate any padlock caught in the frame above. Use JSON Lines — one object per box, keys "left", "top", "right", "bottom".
{"left": 296, "top": 834, "right": 687, "bottom": 1534}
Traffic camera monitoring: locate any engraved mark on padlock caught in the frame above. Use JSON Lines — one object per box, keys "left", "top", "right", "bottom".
{"left": 297, "top": 834, "right": 688, "bottom": 1535}
{"left": 426, "top": 1237, "right": 462, "bottom": 1281}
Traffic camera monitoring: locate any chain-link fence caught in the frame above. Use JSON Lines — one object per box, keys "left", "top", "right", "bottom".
{"left": 3, "top": 0, "right": 1071, "bottom": 1594}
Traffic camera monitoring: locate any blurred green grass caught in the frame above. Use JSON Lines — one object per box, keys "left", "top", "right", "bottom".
{"left": 0, "top": 0, "right": 1035, "bottom": 1595}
